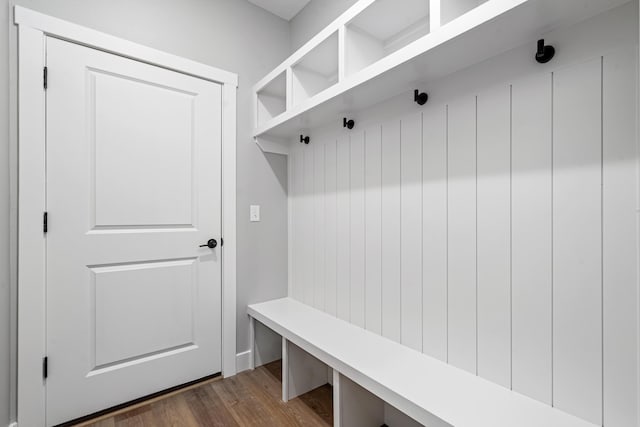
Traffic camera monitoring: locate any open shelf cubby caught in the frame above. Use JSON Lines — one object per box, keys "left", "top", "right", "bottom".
{"left": 291, "top": 31, "right": 339, "bottom": 107}
{"left": 345, "top": 0, "right": 430, "bottom": 77}
{"left": 252, "top": 0, "right": 630, "bottom": 152}
{"left": 256, "top": 71, "right": 286, "bottom": 127}
{"left": 441, "top": 0, "right": 489, "bottom": 25}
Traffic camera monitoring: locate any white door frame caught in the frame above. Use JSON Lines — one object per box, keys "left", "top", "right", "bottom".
{"left": 14, "top": 6, "right": 238, "bottom": 426}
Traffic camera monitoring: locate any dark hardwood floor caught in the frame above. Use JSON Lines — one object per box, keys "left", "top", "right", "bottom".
{"left": 74, "top": 361, "right": 333, "bottom": 427}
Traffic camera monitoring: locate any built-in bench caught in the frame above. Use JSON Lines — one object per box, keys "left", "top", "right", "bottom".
{"left": 248, "top": 298, "right": 598, "bottom": 427}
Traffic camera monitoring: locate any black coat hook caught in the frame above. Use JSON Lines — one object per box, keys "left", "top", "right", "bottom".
{"left": 535, "top": 39, "right": 555, "bottom": 64}
{"left": 300, "top": 135, "right": 310, "bottom": 144}
{"left": 343, "top": 117, "right": 355, "bottom": 129}
{"left": 414, "top": 90, "right": 428, "bottom": 105}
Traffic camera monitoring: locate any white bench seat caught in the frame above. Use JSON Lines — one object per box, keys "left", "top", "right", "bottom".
{"left": 248, "top": 297, "right": 597, "bottom": 427}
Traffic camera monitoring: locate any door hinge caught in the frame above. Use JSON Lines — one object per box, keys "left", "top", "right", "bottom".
{"left": 43, "top": 212, "right": 48, "bottom": 233}
{"left": 221, "top": 238, "right": 224, "bottom": 246}
{"left": 43, "top": 356, "right": 48, "bottom": 379}
{"left": 43, "top": 66, "right": 48, "bottom": 90}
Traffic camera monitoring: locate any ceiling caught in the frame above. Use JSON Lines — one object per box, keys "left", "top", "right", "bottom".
{"left": 248, "top": 0, "right": 311, "bottom": 20}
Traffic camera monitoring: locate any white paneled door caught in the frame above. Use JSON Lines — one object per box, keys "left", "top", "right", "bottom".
{"left": 45, "top": 37, "right": 222, "bottom": 425}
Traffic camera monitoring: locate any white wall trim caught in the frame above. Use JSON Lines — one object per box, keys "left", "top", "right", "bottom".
{"left": 222, "top": 82, "right": 238, "bottom": 379}
{"left": 637, "top": 4, "right": 640, "bottom": 423}
{"left": 15, "top": 7, "right": 238, "bottom": 426}
{"left": 236, "top": 350, "right": 252, "bottom": 373}
{"left": 13, "top": 6, "right": 238, "bottom": 86}
{"left": 16, "top": 23, "right": 46, "bottom": 427}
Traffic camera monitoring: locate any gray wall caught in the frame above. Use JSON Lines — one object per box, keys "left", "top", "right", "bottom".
{"left": 0, "top": 0, "right": 291, "bottom": 424}
{"left": 290, "top": 0, "right": 358, "bottom": 50}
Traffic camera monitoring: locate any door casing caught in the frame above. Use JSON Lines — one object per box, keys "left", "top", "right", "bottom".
{"left": 14, "top": 6, "right": 238, "bottom": 427}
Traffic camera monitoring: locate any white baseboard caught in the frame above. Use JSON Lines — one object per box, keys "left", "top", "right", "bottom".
{"left": 236, "top": 323, "right": 283, "bottom": 374}
{"left": 236, "top": 350, "right": 252, "bottom": 373}
{"left": 8, "top": 422, "right": 18, "bottom": 427}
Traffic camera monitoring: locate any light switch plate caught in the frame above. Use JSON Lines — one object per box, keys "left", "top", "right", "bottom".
{"left": 250, "top": 205, "right": 261, "bottom": 222}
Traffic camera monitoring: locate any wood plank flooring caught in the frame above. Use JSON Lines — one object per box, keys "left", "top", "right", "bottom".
{"left": 74, "top": 361, "right": 333, "bottom": 427}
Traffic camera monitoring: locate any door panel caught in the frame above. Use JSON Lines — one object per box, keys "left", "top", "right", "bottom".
{"left": 45, "top": 37, "right": 222, "bottom": 425}
{"left": 92, "top": 258, "right": 197, "bottom": 367}
{"left": 92, "top": 70, "right": 196, "bottom": 227}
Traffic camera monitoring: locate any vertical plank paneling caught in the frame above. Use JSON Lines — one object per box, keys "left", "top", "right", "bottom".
{"left": 381, "top": 119, "right": 402, "bottom": 342}
{"left": 291, "top": 148, "right": 305, "bottom": 302}
{"left": 511, "top": 73, "right": 553, "bottom": 404}
{"left": 289, "top": 148, "right": 296, "bottom": 300}
{"left": 476, "top": 85, "right": 511, "bottom": 388}
{"left": 314, "top": 141, "right": 326, "bottom": 311}
{"left": 447, "top": 96, "right": 477, "bottom": 374}
{"left": 553, "top": 57, "right": 602, "bottom": 425}
{"left": 288, "top": 153, "right": 294, "bottom": 299}
{"left": 303, "top": 147, "right": 316, "bottom": 306}
{"left": 365, "top": 125, "right": 383, "bottom": 334}
{"left": 602, "top": 48, "right": 639, "bottom": 427}
{"left": 336, "top": 135, "right": 351, "bottom": 321}
{"left": 350, "top": 131, "right": 366, "bottom": 328}
{"left": 286, "top": 45, "right": 638, "bottom": 425}
{"left": 325, "top": 139, "right": 338, "bottom": 317}
{"left": 401, "top": 113, "right": 423, "bottom": 351}
{"left": 422, "top": 103, "right": 448, "bottom": 361}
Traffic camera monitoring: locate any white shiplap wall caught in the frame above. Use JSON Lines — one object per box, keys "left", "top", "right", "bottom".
{"left": 288, "top": 3, "right": 639, "bottom": 426}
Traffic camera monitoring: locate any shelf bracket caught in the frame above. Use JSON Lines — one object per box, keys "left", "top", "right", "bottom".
{"left": 254, "top": 136, "right": 290, "bottom": 156}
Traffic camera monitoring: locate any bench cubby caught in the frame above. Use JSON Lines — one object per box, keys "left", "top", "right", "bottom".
{"left": 335, "top": 372, "right": 427, "bottom": 427}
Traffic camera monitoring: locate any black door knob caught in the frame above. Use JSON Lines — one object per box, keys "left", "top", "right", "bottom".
{"left": 199, "top": 239, "right": 217, "bottom": 249}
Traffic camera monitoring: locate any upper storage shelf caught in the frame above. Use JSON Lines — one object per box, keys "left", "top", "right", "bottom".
{"left": 252, "top": 0, "right": 629, "bottom": 146}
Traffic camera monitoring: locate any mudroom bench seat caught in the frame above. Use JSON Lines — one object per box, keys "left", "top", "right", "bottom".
{"left": 248, "top": 298, "right": 596, "bottom": 427}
